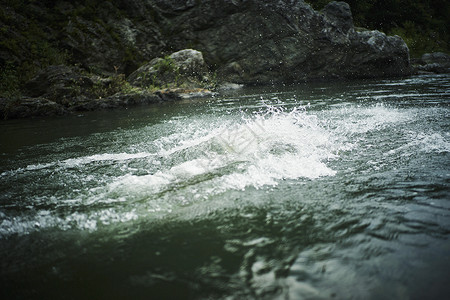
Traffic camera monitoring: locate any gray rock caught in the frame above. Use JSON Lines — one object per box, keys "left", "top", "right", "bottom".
{"left": 415, "top": 52, "right": 450, "bottom": 74}
{"left": 128, "top": 49, "right": 209, "bottom": 88}
{"left": 24, "top": 65, "right": 93, "bottom": 103}
{"left": 421, "top": 52, "right": 450, "bottom": 65}
{"left": 169, "top": 49, "right": 208, "bottom": 77}
{"left": 346, "top": 30, "right": 411, "bottom": 78}
{"left": 0, "top": 97, "right": 67, "bottom": 119}
{"left": 152, "top": 0, "right": 411, "bottom": 83}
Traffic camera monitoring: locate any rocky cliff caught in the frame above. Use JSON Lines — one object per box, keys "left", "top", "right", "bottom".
{"left": 0, "top": 0, "right": 413, "bottom": 118}
{"left": 152, "top": 0, "right": 411, "bottom": 83}
{"left": 1, "top": 0, "right": 412, "bottom": 81}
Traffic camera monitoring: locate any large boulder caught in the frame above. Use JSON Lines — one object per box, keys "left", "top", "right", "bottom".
{"left": 128, "top": 49, "right": 209, "bottom": 88}
{"left": 345, "top": 30, "right": 411, "bottom": 78}
{"left": 150, "top": 0, "right": 411, "bottom": 83}
{"left": 169, "top": 49, "right": 208, "bottom": 76}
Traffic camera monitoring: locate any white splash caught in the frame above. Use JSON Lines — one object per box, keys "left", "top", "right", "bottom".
{"left": 0, "top": 105, "right": 342, "bottom": 236}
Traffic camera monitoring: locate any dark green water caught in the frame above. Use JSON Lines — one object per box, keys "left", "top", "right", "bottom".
{"left": 1, "top": 75, "right": 449, "bottom": 299}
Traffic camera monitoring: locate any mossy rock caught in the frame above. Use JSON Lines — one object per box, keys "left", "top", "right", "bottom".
{"left": 127, "top": 49, "right": 210, "bottom": 90}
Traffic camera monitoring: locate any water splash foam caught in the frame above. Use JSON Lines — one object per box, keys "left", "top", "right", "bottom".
{"left": 1, "top": 105, "right": 341, "bottom": 237}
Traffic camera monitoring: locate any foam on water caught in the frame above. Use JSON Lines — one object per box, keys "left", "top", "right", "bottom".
{"left": 1, "top": 105, "right": 341, "bottom": 236}
{"left": 0, "top": 152, "right": 155, "bottom": 177}
{"left": 324, "top": 103, "right": 413, "bottom": 135}
{"left": 386, "top": 131, "right": 450, "bottom": 156}
{"left": 85, "top": 105, "right": 339, "bottom": 200}
{"left": 1, "top": 102, "right": 447, "bottom": 237}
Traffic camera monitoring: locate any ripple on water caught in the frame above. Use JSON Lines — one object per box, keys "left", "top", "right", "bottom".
{"left": 0, "top": 75, "right": 449, "bottom": 299}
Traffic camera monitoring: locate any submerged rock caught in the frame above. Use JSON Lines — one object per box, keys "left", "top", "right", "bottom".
{"left": 217, "top": 82, "right": 245, "bottom": 91}
{"left": 421, "top": 52, "right": 450, "bottom": 65}
{"left": 0, "top": 90, "right": 175, "bottom": 119}
{"left": 414, "top": 52, "right": 450, "bottom": 74}
{"left": 168, "top": 88, "right": 215, "bottom": 99}
{"left": 69, "top": 92, "right": 169, "bottom": 111}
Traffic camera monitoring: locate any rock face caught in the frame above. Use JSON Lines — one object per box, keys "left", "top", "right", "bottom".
{"left": 1, "top": 0, "right": 411, "bottom": 86}
{"left": 0, "top": 97, "right": 67, "bottom": 119}
{"left": 24, "top": 65, "right": 94, "bottom": 102}
{"left": 145, "top": 0, "right": 412, "bottom": 83}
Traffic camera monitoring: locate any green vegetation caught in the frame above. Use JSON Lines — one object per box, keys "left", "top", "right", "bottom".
{"left": 306, "top": 0, "right": 449, "bottom": 57}
{"left": 153, "top": 56, "right": 178, "bottom": 74}
{"left": 145, "top": 56, "right": 182, "bottom": 90}
{"left": 89, "top": 74, "right": 141, "bottom": 99}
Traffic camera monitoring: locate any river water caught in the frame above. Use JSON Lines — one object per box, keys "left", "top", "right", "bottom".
{"left": 1, "top": 74, "right": 449, "bottom": 299}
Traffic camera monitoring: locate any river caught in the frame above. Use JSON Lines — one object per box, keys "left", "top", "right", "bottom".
{"left": 1, "top": 74, "right": 449, "bottom": 299}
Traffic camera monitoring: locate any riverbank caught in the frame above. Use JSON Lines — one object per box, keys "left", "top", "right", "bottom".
{"left": 0, "top": 49, "right": 219, "bottom": 119}
{"left": 1, "top": 47, "right": 449, "bottom": 120}
{"left": 1, "top": 1, "right": 448, "bottom": 120}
